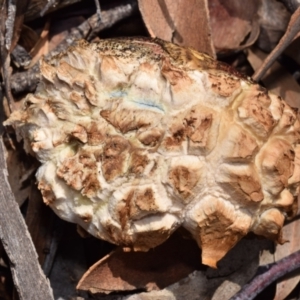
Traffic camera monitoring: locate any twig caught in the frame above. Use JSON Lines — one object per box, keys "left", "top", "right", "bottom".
{"left": 10, "top": 0, "right": 138, "bottom": 95}
{"left": 2, "top": 55, "right": 14, "bottom": 113}
{"left": 252, "top": 6, "right": 300, "bottom": 82}
{"left": 11, "top": 44, "right": 31, "bottom": 68}
{"left": 25, "top": 0, "right": 80, "bottom": 21}
{"left": 10, "top": 64, "right": 40, "bottom": 95}
{"left": 0, "top": 136, "right": 54, "bottom": 298}
{"left": 0, "top": 0, "right": 15, "bottom": 112}
{"left": 40, "top": 0, "right": 58, "bottom": 16}
{"left": 94, "top": 0, "right": 101, "bottom": 21}
{"left": 5, "top": 0, "right": 16, "bottom": 51}
{"left": 230, "top": 250, "right": 300, "bottom": 300}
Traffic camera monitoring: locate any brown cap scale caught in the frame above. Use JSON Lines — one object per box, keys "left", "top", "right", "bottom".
{"left": 5, "top": 38, "right": 300, "bottom": 268}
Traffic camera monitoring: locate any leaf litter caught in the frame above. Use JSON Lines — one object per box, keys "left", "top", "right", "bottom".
{"left": 1, "top": 0, "right": 300, "bottom": 299}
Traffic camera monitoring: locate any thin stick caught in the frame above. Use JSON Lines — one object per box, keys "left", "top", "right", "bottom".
{"left": 0, "top": 135, "right": 54, "bottom": 299}
{"left": 10, "top": 0, "right": 138, "bottom": 95}
{"left": 0, "top": 0, "right": 16, "bottom": 112}
{"left": 40, "top": 0, "right": 57, "bottom": 16}
{"left": 230, "top": 250, "right": 300, "bottom": 300}
{"left": 94, "top": 0, "right": 101, "bottom": 20}
{"left": 5, "top": 0, "right": 16, "bottom": 51}
{"left": 252, "top": 7, "right": 300, "bottom": 82}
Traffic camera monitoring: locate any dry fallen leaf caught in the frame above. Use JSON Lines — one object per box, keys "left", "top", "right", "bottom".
{"left": 208, "top": 0, "right": 260, "bottom": 52}
{"left": 77, "top": 233, "right": 202, "bottom": 294}
{"left": 122, "top": 238, "right": 274, "bottom": 300}
{"left": 3, "top": 1, "right": 300, "bottom": 299}
{"left": 138, "top": 0, "right": 215, "bottom": 56}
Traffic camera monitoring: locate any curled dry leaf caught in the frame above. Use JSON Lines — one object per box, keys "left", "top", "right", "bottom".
{"left": 138, "top": 0, "right": 215, "bottom": 57}
{"left": 77, "top": 233, "right": 202, "bottom": 294}
{"left": 122, "top": 239, "right": 273, "bottom": 299}
{"left": 5, "top": 38, "right": 300, "bottom": 269}
{"left": 208, "top": 0, "right": 260, "bottom": 52}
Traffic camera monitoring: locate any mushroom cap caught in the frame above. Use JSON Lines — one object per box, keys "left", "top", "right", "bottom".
{"left": 5, "top": 38, "right": 300, "bottom": 268}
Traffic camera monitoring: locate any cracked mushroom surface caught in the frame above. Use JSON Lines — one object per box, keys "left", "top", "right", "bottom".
{"left": 5, "top": 38, "right": 300, "bottom": 268}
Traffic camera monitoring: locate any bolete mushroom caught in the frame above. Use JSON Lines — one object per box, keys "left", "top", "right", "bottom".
{"left": 5, "top": 38, "right": 300, "bottom": 268}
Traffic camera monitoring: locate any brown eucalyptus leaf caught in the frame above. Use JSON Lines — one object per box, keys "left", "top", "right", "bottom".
{"left": 124, "top": 239, "right": 273, "bottom": 300}
{"left": 138, "top": 0, "right": 215, "bottom": 57}
{"left": 77, "top": 233, "right": 202, "bottom": 294}
{"left": 273, "top": 195, "right": 300, "bottom": 300}
{"left": 247, "top": 47, "right": 300, "bottom": 109}
{"left": 208, "top": 0, "right": 260, "bottom": 52}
